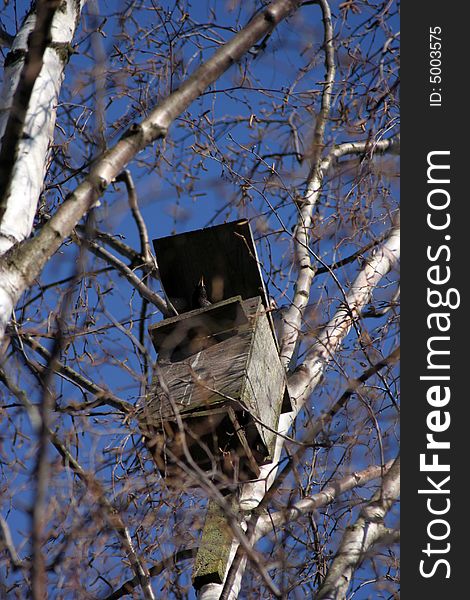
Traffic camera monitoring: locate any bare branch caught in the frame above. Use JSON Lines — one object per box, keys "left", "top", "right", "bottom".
{"left": 209, "top": 225, "right": 400, "bottom": 599}
{"left": 0, "top": 0, "right": 304, "bottom": 339}
{"left": 116, "top": 169, "right": 153, "bottom": 264}
{"left": 13, "top": 329, "right": 133, "bottom": 414}
{"left": 103, "top": 549, "right": 197, "bottom": 600}
{"left": 79, "top": 236, "right": 171, "bottom": 316}
{"left": 220, "top": 461, "right": 393, "bottom": 600}
{"left": 0, "top": 368, "right": 156, "bottom": 600}
{"left": 289, "top": 223, "right": 400, "bottom": 404}
{"left": 75, "top": 224, "right": 147, "bottom": 267}
{"left": 258, "top": 460, "right": 394, "bottom": 538}
{"left": 257, "top": 346, "right": 399, "bottom": 511}
{"left": 314, "top": 456, "right": 400, "bottom": 600}
{"left": 50, "top": 435, "right": 157, "bottom": 600}
{"left": 219, "top": 348, "right": 398, "bottom": 599}
{"left": 0, "top": 0, "right": 61, "bottom": 215}
{"left": 0, "top": 514, "right": 23, "bottom": 569}
{"left": 278, "top": 134, "right": 398, "bottom": 366}
{"left": 278, "top": 0, "right": 335, "bottom": 369}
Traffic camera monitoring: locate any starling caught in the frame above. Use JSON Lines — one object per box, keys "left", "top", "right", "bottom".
{"left": 192, "top": 275, "right": 212, "bottom": 309}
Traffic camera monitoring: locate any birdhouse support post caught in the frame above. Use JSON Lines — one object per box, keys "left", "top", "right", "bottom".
{"left": 137, "top": 220, "right": 293, "bottom": 590}
{"left": 192, "top": 498, "right": 238, "bottom": 589}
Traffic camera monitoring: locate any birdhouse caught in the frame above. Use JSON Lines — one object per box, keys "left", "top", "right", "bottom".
{"left": 138, "top": 220, "right": 291, "bottom": 484}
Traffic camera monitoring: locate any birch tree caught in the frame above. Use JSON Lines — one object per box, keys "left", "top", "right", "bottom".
{"left": 0, "top": 1, "right": 400, "bottom": 598}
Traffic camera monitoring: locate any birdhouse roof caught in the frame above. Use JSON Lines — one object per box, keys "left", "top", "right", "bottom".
{"left": 153, "top": 219, "right": 269, "bottom": 314}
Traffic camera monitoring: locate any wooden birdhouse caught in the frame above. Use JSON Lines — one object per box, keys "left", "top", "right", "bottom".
{"left": 138, "top": 220, "right": 291, "bottom": 484}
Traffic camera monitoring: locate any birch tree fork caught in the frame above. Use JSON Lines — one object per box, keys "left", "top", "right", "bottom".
{"left": 196, "top": 3, "right": 399, "bottom": 596}
{"left": 200, "top": 224, "right": 400, "bottom": 600}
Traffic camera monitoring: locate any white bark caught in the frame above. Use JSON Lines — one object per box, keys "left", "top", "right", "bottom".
{"left": 198, "top": 224, "right": 400, "bottom": 599}
{"left": 315, "top": 457, "right": 400, "bottom": 600}
{"left": 0, "top": 0, "right": 302, "bottom": 341}
{"left": 278, "top": 0, "right": 335, "bottom": 369}
{"left": 0, "top": 1, "right": 85, "bottom": 254}
{"left": 255, "top": 461, "right": 394, "bottom": 539}
{"left": 207, "top": 463, "right": 394, "bottom": 600}
{"left": 278, "top": 135, "right": 399, "bottom": 369}
{"left": 240, "top": 223, "right": 400, "bottom": 510}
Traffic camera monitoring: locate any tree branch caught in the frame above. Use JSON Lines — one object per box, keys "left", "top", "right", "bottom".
{"left": 79, "top": 236, "right": 171, "bottom": 316}
{"left": 116, "top": 169, "right": 153, "bottom": 264}
{"left": 277, "top": 134, "right": 398, "bottom": 366}
{"left": 0, "top": 514, "right": 24, "bottom": 570}
{"left": 0, "top": 367, "right": 156, "bottom": 600}
{"left": 220, "top": 461, "right": 393, "bottom": 600}
{"left": 258, "top": 461, "right": 394, "bottom": 539}
{"left": 289, "top": 222, "right": 400, "bottom": 403}
{"left": 201, "top": 222, "right": 400, "bottom": 599}
{"left": 0, "top": 0, "right": 303, "bottom": 338}
{"left": 218, "top": 347, "right": 398, "bottom": 600}
{"left": 12, "top": 329, "right": 133, "bottom": 414}
{"left": 314, "top": 456, "right": 400, "bottom": 600}
{"left": 256, "top": 346, "right": 399, "bottom": 512}
{"left": 102, "top": 549, "right": 197, "bottom": 600}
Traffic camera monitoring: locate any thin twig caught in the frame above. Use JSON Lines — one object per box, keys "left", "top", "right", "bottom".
{"left": 79, "top": 236, "right": 171, "bottom": 316}
{"left": 13, "top": 330, "right": 133, "bottom": 414}
{"left": 0, "top": 368, "right": 156, "bottom": 600}
{"left": 102, "top": 549, "right": 197, "bottom": 600}
{"left": 116, "top": 170, "right": 153, "bottom": 264}
{"left": 315, "top": 234, "right": 387, "bottom": 275}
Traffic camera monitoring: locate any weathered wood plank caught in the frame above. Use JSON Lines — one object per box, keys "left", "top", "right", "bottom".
{"left": 139, "top": 295, "right": 288, "bottom": 482}
{"left": 245, "top": 306, "right": 286, "bottom": 458}
{"left": 142, "top": 328, "right": 253, "bottom": 421}
{"left": 192, "top": 499, "right": 236, "bottom": 588}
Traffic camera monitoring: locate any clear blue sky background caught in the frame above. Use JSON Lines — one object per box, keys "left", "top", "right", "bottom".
{"left": 0, "top": 1, "right": 399, "bottom": 598}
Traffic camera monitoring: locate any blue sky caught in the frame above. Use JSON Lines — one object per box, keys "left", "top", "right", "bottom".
{"left": 0, "top": 1, "right": 399, "bottom": 598}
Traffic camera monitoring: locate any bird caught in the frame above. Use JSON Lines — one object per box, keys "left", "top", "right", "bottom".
{"left": 192, "top": 275, "right": 212, "bottom": 309}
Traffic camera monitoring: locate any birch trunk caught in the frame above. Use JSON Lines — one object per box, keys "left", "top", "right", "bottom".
{"left": 0, "top": 1, "right": 85, "bottom": 254}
